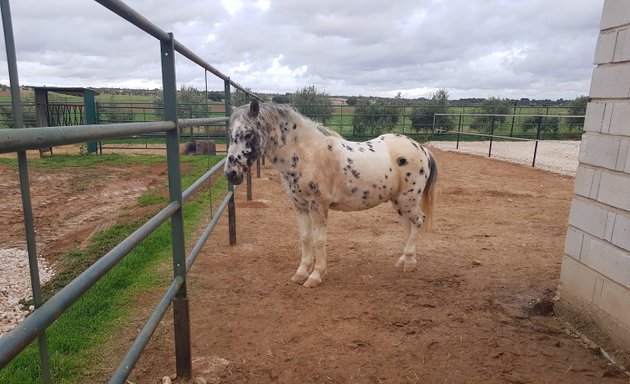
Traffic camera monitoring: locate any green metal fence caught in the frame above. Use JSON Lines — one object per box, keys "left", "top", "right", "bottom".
{"left": 0, "top": 0, "right": 259, "bottom": 382}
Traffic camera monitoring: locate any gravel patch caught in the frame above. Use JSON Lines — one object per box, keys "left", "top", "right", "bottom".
{"left": 0, "top": 248, "right": 54, "bottom": 337}
{"left": 428, "top": 140, "right": 580, "bottom": 176}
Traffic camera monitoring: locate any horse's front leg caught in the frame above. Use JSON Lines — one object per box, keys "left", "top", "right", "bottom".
{"left": 303, "top": 205, "right": 328, "bottom": 288}
{"left": 291, "top": 209, "right": 314, "bottom": 284}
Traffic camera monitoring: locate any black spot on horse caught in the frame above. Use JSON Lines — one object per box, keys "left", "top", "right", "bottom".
{"left": 308, "top": 181, "right": 321, "bottom": 197}
{"left": 351, "top": 169, "right": 360, "bottom": 179}
{"left": 420, "top": 167, "right": 425, "bottom": 175}
{"left": 327, "top": 144, "right": 333, "bottom": 151}
{"left": 351, "top": 187, "right": 358, "bottom": 193}
{"left": 397, "top": 209, "right": 402, "bottom": 216}
{"left": 397, "top": 157, "right": 408, "bottom": 166}
{"left": 358, "top": 147, "right": 366, "bottom": 152}
{"left": 347, "top": 158, "right": 354, "bottom": 164}
{"left": 406, "top": 172, "right": 411, "bottom": 177}
{"left": 291, "top": 153, "right": 299, "bottom": 168}
{"left": 292, "top": 123, "right": 297, "bottom": 130}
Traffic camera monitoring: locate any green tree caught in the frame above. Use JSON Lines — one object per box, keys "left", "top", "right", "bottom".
{"left": 352, "top": 98, "right": 400, "bottom": 135}
{"left": 409, "top": 88, "right": 453, "bottom": 132}
{"left": 566, "top": 95, "right": 588, "bottom": 131}
{"left": 272, "top": 94, "right": 291, "bottom": 104}
{"left": 152, "top": 85, "right": 209, "bottom": 120}
{"left": 291, "top": 85, "right": 333, "bottom": 124}
{"left": 470, "top": 97, "right": 511, "bottom": 132}
{"left": 0, "top": 98, "right": 36, "bottom": 128}
{"left": 97, "top": 95, "right": 135, "bottom": 123}
{"left": 345, "top": 96, "right": 358, "bottom": 106}
{"left": 230, "top": 87, "right": 252, "bottom": 108}
{"left": 521, "top": 113, "right": 560, "bottom": 133}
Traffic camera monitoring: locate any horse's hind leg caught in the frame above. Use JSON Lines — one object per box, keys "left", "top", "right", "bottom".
{"left": 393, "top": 202, "right": 425, "bottom": 272}
{"left": 291, "top": 209, "right": 314, "bottom": 284}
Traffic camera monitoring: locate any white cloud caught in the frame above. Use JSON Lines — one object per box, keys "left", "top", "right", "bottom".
{"left": 0, "top": 0, "right": 605, "bottom": 99}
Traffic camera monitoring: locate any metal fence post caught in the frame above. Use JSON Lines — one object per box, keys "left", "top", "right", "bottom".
{"left": 161, "top": 32, "right": 192, "bottom": 379}
{"left": 0, "top": 1, "right": 52, "bottom": 382}
{"left": 225, "top": 79, "right": 237, "bottom": 246}
{"left": 456, "top": 114, "right": 462, "bottom": 149}
{"left": 532, "top": 115, "right": 543, "bottom": 167}
{"left": 488, "top": 115, "right": 495, "bottom": 158}
{"left": 246, "top": 169, "right": 252, "bottom": 201}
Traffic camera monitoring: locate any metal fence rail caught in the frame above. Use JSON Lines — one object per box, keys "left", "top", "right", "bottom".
{"left": 0, "top": 0, "right": 258, "bottom": 382}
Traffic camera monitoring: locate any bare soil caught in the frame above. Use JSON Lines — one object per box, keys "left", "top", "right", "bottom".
{"left": 129, "top": 149, "right": 627, "bottom": 383}
{"left": 1, "top": 146, "right": 628, "bottom": 383}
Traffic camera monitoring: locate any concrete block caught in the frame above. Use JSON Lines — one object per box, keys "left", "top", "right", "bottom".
{"left": 590, "top": 62, "right": 630, "bottom": 98}
{"left": 564, "top": 226, "right": 585, "bottom": 260}
{"left": 617, "top": 139, "right": 629, "bottom": 171}
{"left": 614, "top": 28, "right": 630, "bottom": 62}
{"left": 595, "top": 277, "right": 630, "bottom": 320}
{"left": 582, "top": 238, "right": 630, "bottom": 288}
{"left": 584, "top": 102, "right": 606, "bottom": 133}
{"left": 598, "top": 171, "right": 630, "bottom": 211}
{"left": 604, "top": 211, "right": 617, "bottom": 242}
{"left": 559, "top": 255, "right": 598, "bottom": 303}
{"left": 611, "top": 212, "right": 630, "bottom": 251}
{"left": 590, "top": 169, "right": 603, "bottom": 199}
{"left": 578, "top": 134, "right": 620, "bottom": 169}
{"left": 601, "top": 0, "right": 630, "bottom": 30}
{"left": 609, "top": 102, "right": 630, "bottom": 136}
{"left": 595, "top": 30, "right": 617, "bottom": 64}
{"left": 573, "top": 166, "right": 594, "bottom": 197}
{"left": 568, "top": 198, "right": 609, "bottom": 238}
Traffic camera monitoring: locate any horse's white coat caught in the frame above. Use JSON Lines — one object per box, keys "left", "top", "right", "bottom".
{"left": 225, "top": 101, "right": 437, "bottom": 287}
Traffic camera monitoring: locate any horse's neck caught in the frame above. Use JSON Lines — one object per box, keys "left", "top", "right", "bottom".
{"left": 259, "top": 111, "right": 315, "bottom": 164}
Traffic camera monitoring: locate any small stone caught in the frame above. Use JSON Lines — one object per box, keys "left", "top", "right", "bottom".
{"left": 472, "top": 260, "right": 482, "bottom": 266}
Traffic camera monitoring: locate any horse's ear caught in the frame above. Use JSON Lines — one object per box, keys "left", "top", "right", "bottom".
{"left": 249, "top": 99, "right": 260, "bottom": 117}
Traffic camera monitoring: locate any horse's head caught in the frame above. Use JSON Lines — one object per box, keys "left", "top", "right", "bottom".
{"left": 224, "top": 100, "right": 264, "bottom": 185}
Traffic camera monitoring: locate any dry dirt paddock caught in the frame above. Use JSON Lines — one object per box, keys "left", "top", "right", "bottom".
{"left": 125, "top": 149, "right": 629, "bottom": 384}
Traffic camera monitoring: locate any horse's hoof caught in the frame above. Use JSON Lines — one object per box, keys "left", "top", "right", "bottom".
{"left": 403, "top": 262, "right": 417, "bottom": 272}
{"left": 303, "top": 278, "right": 322, "bottom": 288}
{"left": 291, "top": 273, "right": 308, "bottom": 284}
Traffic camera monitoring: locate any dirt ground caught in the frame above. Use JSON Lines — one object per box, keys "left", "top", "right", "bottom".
{"left": 2, "top": 146, "right": 628, "bottom": 383}
{"left": 126, "top": 149, "right": 627, "bottom": 383}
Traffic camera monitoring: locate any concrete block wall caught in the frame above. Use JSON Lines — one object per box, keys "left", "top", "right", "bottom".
{"left": 557, "top": 0, "right": 630, "bottom": 357}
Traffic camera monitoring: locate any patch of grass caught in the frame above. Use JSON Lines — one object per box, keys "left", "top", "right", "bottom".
{"left": 0, "top": 153, "right": 167, "bottom": 170}
{"left": 0, "top": 155, "right": 226, "bottom": 383}
{"left": 137, "top": 189, "right": 166, "bottom": 206}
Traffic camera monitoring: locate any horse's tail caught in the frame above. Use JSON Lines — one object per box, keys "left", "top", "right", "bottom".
{"left": 421, "top": 149, "right": 438, "bottom": 231}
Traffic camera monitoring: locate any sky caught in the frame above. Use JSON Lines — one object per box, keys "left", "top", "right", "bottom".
{"left": 0, "top": 0, "right": 605, "bottom": 100}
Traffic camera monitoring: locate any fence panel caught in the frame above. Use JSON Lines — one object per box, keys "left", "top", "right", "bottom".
{"left": 0, "top": 0, "right": 259, "bottom": 382}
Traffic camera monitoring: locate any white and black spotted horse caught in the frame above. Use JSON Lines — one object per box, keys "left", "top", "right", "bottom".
{"left": 224, "top": 100, "right": 438, "bottom": 288}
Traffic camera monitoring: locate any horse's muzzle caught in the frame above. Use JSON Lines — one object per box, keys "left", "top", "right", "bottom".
{"left": 225, "top": 169, "right": 244, "bottom": 185}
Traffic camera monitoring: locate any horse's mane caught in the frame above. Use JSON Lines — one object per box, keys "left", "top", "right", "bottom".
{"left": 235, "top": 102, "right": 341, "bottom": 138}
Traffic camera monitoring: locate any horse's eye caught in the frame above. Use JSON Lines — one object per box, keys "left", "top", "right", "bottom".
{"left": 243, "top": 132, "right": 253, "bottom": 140}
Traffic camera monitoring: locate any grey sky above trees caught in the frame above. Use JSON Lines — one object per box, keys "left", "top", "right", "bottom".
{"left": 0, "top": 0, "right": 604, "bottom": 99}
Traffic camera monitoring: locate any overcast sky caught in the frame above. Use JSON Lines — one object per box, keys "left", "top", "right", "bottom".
{"left": 0, "top": 0, "right": 604, "bottom": 100}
